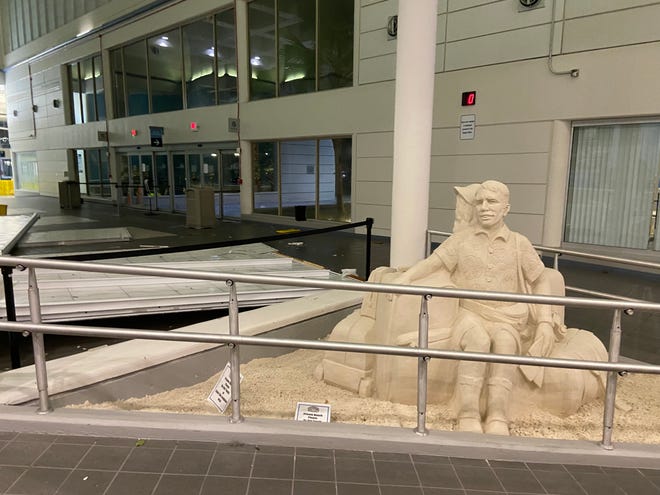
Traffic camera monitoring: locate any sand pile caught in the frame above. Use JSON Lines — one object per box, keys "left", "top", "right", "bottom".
{"left": 70, "top": 349, "right": 660, "bottom": 444}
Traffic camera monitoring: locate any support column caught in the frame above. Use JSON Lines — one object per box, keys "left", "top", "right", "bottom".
{"left": 235, "top": 0, "right": 253, "bottom": 216}
{"left": 543, "top": 120, "right": 571, "bottom": 247}
{"left": 390, "top": 0, "right": 438, "bottom": 268}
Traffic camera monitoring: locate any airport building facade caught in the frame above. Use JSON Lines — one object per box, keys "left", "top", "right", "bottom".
{"left": 2, "top": 0, "right": 660, "bottom": 262}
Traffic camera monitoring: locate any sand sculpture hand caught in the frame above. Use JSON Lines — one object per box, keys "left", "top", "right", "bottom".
{"left": 519, "top": 321, "right": 555, "bottom": 387}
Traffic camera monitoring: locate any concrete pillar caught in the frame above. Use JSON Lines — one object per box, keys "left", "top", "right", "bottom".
{"left": 543, "top": 120, "right": 571, "bottom": 247}
{"left": 235, "top": 0, "right": 252, "bottom": 215}
{"left": 389, "top": 0, "right": 438, "bottom": 268}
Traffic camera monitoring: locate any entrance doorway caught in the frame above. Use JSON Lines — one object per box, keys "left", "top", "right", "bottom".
{"left": 117, "top": 144, "right": 239, "bottom": 218}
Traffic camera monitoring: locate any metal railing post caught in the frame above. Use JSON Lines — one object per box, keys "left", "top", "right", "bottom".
{"left": 2, "top": 266, "right": 21, "bottom": 369}
{"left": 600, "top": 308, "right": 623, "bottom": 449}
{"left": 365, "top": 217, "right": 373, "bottom": 279}
{"left": 425, "top": 231, "right": 432, "bottom": 257}
{"left": 226, "top": 280, "right": 244, "bottom": 424}
{"left": 28, "top": 267, "right": 52, "bottom": 414}
{"left": 553, "top": 253, "right": 560, "bottom": 270}
{"left": 414, "top": 295, "right": 431, "bottom": 436}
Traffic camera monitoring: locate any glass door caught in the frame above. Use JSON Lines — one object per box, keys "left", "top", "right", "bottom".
{"left": 221, "top": 151, "right": 241, "bottom": 218}
{"left": 172, "top": 153, "right": 187, "bottom": 212}
{"left": 154, "top": 153, "right": 171, "bottom": 211}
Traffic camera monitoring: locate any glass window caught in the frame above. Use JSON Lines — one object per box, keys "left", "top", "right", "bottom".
{"left": 123, "top": 40, "right": 149, "bottom": 116}
{"left": 183, "top": 18, "right": 216, "bottom": 108}
{"left": 249, "top": 0, "right": 277, "bottom": 100}
{"left": 248, "top": 0, "right": 354, "bottom": 100}
{"left": 278, "top": 0, "right": 316, "bottom": 96}
{"left": 80, "top": 58, "right": 97, "bottom": 122}
{"left": 252, "top": 137, "right": 352, "bottom": 222}
{"left": 148, "top": 28, "right": 184, "bottom": 113}
{"left": 110, "top": 48, "right": 126, "bottom": 118}
{"left": 68, "top": 55, "right": 106, "bottom": 124}
{"left": 15, "top": 152, "right": 38, "bottom": 191}
{"left": 253, "top": 141, "right": 278, "bottom": 214}
{"left": 565, "top": 123, "right": 660, "bottom": 251}
{"left": 216, "top": 9, "right": 237, "bottom": 104}
{"left": 318, "top": 0, "right": 353, "bottom": 90}
{"left": 318, "top": 137, "right": 351, "bottom": 221}
{"left": 94, "top": 55, "right": 106, "bottom": 120}
{"left": 280, "top": 140, "right": 317, "bottom": 218}
{"left": 69, "top": 62, "right": 83, "bottom": 124}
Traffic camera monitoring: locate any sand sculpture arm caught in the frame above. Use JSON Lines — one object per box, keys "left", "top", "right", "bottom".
{"left": 396, "top": 253, "right": 448, "bottom": 287}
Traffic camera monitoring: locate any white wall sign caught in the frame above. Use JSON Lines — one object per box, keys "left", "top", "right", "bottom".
{"left": 294, "top": 402, "right": 331, "bottom": 422}
{"left": 460, "top": 114, "right": 476, "bottom": 140}
{"left": 207, "top": 363, "right": 244, "bottom": 414}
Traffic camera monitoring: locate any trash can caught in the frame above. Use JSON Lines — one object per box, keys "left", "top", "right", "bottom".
{"left": 58, "top": 180, "right": 81, "bottom": 209}
{"left": 0, "top": 204, "right": 6, "bottom": 215}
{"left": 186, "top": 187, "right": 215, "bottom": 228}
{"left": 294, "top": 205, "right": 307, "bottom": 221}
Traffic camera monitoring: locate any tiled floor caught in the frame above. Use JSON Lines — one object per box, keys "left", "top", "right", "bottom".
{"left": 0, "top": 431, "right": 659, "bottom": 495}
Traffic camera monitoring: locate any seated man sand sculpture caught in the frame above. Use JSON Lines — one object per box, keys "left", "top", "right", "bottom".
{"left": 316, "top": 180, "right": 607, "bottom": 435}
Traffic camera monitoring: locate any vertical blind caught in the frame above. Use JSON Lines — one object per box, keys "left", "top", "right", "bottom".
{"left": 565, "top": 123, "right": 660, "bottom": 250}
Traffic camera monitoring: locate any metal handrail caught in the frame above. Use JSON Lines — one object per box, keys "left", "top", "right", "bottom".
{"left": 1, "top": 253, "right": 660, "bottom": 450}
{"left": 426, "top": 229, "right": 660, "bottom": 272}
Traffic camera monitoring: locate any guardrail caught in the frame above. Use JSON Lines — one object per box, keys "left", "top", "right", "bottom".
{"left": 1, "top": 254, "right": 660, "bottom": 450}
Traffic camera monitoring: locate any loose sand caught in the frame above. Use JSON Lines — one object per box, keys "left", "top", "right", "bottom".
{"left": 70, "top": 349, "right": 660, "bottom": 445}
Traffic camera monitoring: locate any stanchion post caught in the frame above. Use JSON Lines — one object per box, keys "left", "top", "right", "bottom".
{"left": 2, "top": 266, "right": 21, "bottom": 369}
{"left": 226, "top": 280, "right": 243, "bottom": 423}
{"left": 600, "top": 308, "right": 623, "bottom": 450}
{"left": 414, "top": 295, "right": 431, "bottom": 436}
{"left": 365, "top": 217, "right": 373, "bottom": 279}
{"left": 28, "top": 267, "right": 52, "bottom": 414}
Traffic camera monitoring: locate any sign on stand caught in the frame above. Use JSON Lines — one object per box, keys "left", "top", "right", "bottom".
{"left": 207, "top": 363, "right": 244, "bottom": 414}
{"left": 295, "top": 402, "right": 332, "bottom": 422}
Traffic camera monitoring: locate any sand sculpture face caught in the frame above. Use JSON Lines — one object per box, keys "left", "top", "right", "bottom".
{"left": 315, "top": 180, "right": 608, "bottom": 436}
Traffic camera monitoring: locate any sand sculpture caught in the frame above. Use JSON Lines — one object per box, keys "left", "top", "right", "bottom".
{"left": 315, "top": 180, "right": 608, "bottom": 435}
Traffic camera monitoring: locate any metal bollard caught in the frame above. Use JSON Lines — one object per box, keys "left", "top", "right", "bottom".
{"left": 414, "top": 295, "right": 431, "bottom": 436}
{"left": 600, "top": 308, "right": 623, "bottom": 449}
{"left": 226, "top": 280, "right": 243, "bottom": 424}
{"left": 28, "top": 268, "right": 52, "bottom": 414}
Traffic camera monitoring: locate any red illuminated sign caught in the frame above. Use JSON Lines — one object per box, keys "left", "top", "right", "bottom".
{"left": 190, "top": 122, "right": 199, "bottom": 131}
{"left": 461, "top": 91, "right": 476, "bottom": 106}
{"left": 130, "top": 129, "right": 138, "bottom": 137}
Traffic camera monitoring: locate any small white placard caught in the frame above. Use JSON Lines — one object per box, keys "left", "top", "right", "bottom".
{"left": 460, "top": 114, "right": 476, "bottom": 140}
{"left": 207, "top": 363, "right": 244, "bottom": 413}
{"left": 295, "top": 402, "right": 331, "bottom": 422}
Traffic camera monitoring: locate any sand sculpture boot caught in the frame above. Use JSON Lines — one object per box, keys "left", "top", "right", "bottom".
{"left": 455, "top": 375, "right": 484, "bottom": 433}
{"left": 483, "top": 376, "right": 513, "bottom": 435}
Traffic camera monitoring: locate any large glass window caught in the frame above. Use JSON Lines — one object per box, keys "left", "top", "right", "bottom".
{"left": 249, "top": 0, "right": 277, "bottom": 100}
{"left": 183, "top": 17, "right": 216, "bottom": 108}
{"left": 68, "top": 54, "right": 105, "bottom": 124}
{"left": 216, "top": 9, "right": 238, "bottom": 104}
{"left": 110, "top": 48, "right": 126, "bottom": 118}
{"left": 149, "top": 28, "right": 184, "bottom": 113}
{"left": 78, "top": 148, "right": 111, "bottom": 198}
{"left": 318, "top": 0, "right": 354, "bottom": 90}
{"left": 15, "top": 152, "right": 38, "bottom": 191}
{"left": 253, "top": 141, "right": 278, "bottom": 213}
{"left": 123, "top": 40, "right": 149, "bottom": 116}
{"left": 110, "top": 7, "right": 236, "bottom": 116}
{"left": 94, "top": 55, "right": 106, "bottom": 120}
{"left": 252, "top": 137, "right": 352, "bottom": 221}
{"left": 565, "top": 123, "right": 660, "bottom": 251}
{"left": 278, "top": 0, "right": 315, "bottom": 96}
{"left": 248, "top": 0, "right": 354, "bottom": 100}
